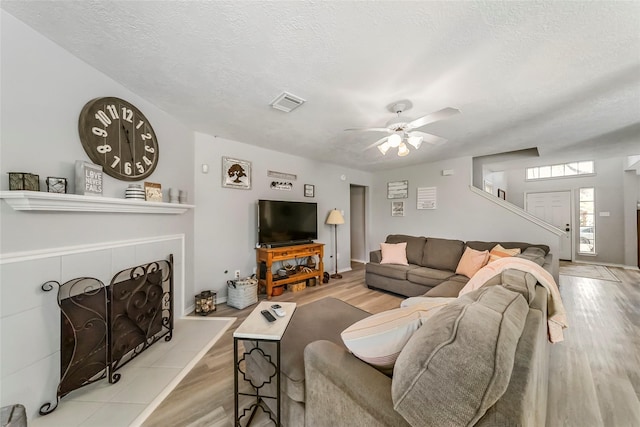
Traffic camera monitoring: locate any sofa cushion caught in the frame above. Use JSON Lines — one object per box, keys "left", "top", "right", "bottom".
{"left": 423, "top": 280, "right": 467, "bottom": 297}
{"left": 517, "top": 246, "right": 547, "bottom": 266}
{"left": 406, "top": 267, "right": 455, "bottom": 286}
{"left": 455, "top": 246, "right": 490, "bottom": 278}
{"left": 386, "top": 235, "right": 426, "bottom": 265}
{"left": 366, "top": 262, "right": 418, "bottom": 281}
{"left": 392, "top": 286, "right": 529, "bottom": 427}
{"left": 380, "top": 242, "right": 409, "bottom": 265}
{"left": 341, "top": 300, "right": 449, "bottom": 374}
{"left": 421, "top": 237, "right": 465, "bottom": 271}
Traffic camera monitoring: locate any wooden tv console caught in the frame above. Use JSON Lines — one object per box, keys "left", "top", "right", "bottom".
{"left": 256, "top": 243, "right": 324, "bottom": 299}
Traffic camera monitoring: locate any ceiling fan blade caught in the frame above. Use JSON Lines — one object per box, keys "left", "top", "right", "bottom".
{"left": 363, "top": 136, "right": 389, "bottom": 151}
{"left": 406, "top": 107, "right": 460, "bottom": 130}
{"left": 345, "top": 127, "right": 393, "bottom": 133}
{"left": 409, "top": 131, "right": 448, "bottom": 145}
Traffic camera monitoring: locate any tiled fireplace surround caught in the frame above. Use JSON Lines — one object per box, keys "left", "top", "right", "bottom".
{"left": 0, "top": 235, "right": 187, "bottom": 419}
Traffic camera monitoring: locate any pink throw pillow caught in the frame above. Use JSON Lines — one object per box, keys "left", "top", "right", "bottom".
{"left": 455, "top": 246, "right": 489, "bottom": 278}
{"left": 380, "top": 242, "right": 409, "bottom": 265}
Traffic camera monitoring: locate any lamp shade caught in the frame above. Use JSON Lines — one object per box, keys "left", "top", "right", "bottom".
{"left": 325, "top": 209, "right": 345, "bottom": 225}
{"left": 377, "top": 141, "right": 390, "bottom": 155}
{"left": 397, "top": 142, "right": 410, "bottom": 157}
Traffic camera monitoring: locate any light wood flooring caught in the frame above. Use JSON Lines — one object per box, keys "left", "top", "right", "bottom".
{"left": 143, "top": 262, "right": 640, "bottom": 427}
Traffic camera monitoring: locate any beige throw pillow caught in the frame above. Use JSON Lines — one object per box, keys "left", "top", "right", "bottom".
{"left": 455, "top": 246, "right": 489, "bottom": 278}
{"left": 488, "top": 244, "right": 521, "bottom": 263}
{"left": 380, "top": 242, "right": 409, "bottom": 265}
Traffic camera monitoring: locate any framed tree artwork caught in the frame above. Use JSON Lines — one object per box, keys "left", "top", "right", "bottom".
{"left": 222, "top": 157, "right": 251, "bottom": 189}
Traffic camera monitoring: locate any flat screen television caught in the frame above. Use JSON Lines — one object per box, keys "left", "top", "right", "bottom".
{"left": 258, "top": 200, "right": 318, "bottom": 247}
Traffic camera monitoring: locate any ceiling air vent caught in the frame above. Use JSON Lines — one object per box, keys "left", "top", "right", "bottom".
{"left": 270, "top": 91, "right": 306, "bottom": 112}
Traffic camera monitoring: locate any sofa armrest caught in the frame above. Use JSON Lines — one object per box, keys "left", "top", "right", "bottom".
{"left": 304, "top": 340, "right": 410, "bottom": 427}
{"left": 369, "top": 249, "right": 382, "bottom": 263}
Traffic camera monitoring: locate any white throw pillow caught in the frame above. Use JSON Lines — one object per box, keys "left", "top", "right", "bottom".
{"left": 380, "top": 242, "right": 409, "bottom": 265}
{"left": 341, "top": 301, "right": 449, "bottom": 373}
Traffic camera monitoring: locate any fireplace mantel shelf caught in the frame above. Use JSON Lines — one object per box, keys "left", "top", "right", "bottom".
{"left": 0, "top": 191, "right": 194, "bottom": 214}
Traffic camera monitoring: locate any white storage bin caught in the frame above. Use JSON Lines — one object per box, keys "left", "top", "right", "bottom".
{"left": 226, "top": 277, "right": 258, "bottom": 309}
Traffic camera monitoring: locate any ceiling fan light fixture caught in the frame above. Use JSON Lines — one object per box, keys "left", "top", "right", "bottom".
{"left": 408, "top": 135, "right": 423, "bottom": 149}
{"left": 378, "top": 141, "right": 390, "bottom": 155}
{"left": 388, "top": 133, "right": 402, "bottom": 148}
{"left": 397, "top": 142, "right": 410, "bottom": 157}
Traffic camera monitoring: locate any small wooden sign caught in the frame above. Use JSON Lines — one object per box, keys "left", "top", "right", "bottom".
{"left": 75, "top": 161, "right": 103, "bottom": 196}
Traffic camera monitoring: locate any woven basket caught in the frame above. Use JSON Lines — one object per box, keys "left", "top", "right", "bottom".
{"left": 227, "top": 278, "right": 258, "bottom": 309}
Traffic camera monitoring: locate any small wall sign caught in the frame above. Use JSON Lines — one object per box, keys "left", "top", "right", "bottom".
{"left": 75, "top": 161, "right": 103, "bottom": 196}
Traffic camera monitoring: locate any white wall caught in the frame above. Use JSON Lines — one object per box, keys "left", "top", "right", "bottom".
{"left": 506, "top": 157, "right": 631, "bottom": 265}
{"left": 0, "top": 10, "right": 196, "bottom": 311}
{"left": 369, "top": 156, "right": 561, "bottom": 259}
{"left": 193, "top": 133, "right": 373, "bottom": 300}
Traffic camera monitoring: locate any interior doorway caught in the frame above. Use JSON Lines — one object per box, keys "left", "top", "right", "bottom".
{"left": 350, "top": 185, "right": 367, "bottom": 264}
{"left": 525, "top": 190, "right": 572, "bottom": 260}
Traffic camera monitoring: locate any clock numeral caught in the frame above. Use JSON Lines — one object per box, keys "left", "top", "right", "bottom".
{"left": 136, "top": 162, "right": 144, "bottom": 173}
{"left": 95, "top": 110, "right": 111, "bottom": 127}
{"left": 121, "top": 108, "right": 133, "bottom": 123}
{"left": 110, "top": 156, "right": 121, "bottom": 168}
{"left": 144, "top": 145, "right": 155, "bottom": 153}
{"left": 97, "top": 144, "right": 112, "bottom": 154}
{"left": 142, "top": 156, "right": 153, "bottom": 166}
{"left": 124, "top": 162, "right": 132, "bottom": 175}
{"left": 106, "top": 104, "right": 119, "bottom": 120}
{"left": 92, "top": 127, "right": 108, "bottom": 137}
{"left": 136, "top": 120, "right": 144, "bottom": 129}
{"left": 141, "top": 132, "right": 152, "bottom": 141}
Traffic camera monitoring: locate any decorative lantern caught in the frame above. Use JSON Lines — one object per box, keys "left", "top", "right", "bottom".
{"left": 195, "top": 291, "right": 216, "bottom": 316}
{"left": 8, "top": 173, "right": 40, "bottom": 191}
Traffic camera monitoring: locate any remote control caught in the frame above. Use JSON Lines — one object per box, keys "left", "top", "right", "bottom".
{"left": 271, "top": 304, "right": 286, "bottom": 317}
{"left": 261, "top": 309, "right": 276, "bottom": 322}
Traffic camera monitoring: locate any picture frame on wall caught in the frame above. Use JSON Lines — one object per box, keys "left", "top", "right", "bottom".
{"left": 222, "top": 157, "right": 251, "bottom": 189}
{"left": 498, "top": 189, "right": 506, "bottom": 200}
{"left": 391, "top": 201, "right": 405, "bottom": 217}
{"left": 304, "top": 184, "right": 315, "bottom": 197}
{"left": 387, "top": 180, "right": 408, "bottom": 199}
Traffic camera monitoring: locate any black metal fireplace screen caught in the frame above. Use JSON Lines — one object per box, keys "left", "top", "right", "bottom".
{"left": 39, "top": 255, "right": 174, "bottom": 415}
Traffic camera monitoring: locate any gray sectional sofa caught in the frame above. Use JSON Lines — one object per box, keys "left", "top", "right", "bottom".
{"left": 244, "top": 234, "right": 556, "bottom": 426}
{"left": 366, "top": 234, "right": 555, "bottom": 298}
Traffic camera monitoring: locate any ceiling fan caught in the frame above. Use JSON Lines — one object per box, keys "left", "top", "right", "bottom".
{"left": 345, "top": 100, "right": 460, "bottom": 156}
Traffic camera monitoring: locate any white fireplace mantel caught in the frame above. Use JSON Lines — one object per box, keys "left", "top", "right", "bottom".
{"left": 0, "top": 191, "right": 194, "bottom": 214}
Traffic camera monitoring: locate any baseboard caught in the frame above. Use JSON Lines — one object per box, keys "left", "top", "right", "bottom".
{"left": 568, "top": 260, "right": 639, "bottom": 270}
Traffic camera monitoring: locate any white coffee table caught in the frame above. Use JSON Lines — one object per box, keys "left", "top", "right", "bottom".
{"left": 233, "top": 301, "right": 296, "bottom": 426}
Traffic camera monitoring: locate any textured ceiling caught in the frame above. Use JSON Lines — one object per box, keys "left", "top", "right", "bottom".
{"left": 2, "top": 1, "right": 639, "bottom": 171}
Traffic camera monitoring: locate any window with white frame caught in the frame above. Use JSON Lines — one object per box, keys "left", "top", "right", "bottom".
{"left": 579, "top": 187, "right": 595, "bottom": 254}
{"left": 526, "top": 161, "right": 594, "bottom": 180}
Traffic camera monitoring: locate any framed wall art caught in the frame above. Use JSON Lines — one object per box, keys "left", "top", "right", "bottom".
{"left": 304, "top": 184, "right": 315, "bottom": 197}
{"left": 391, "top": 201, "right": 405, "bottom": 217}
{"left": 222, "top": 157, "right": 251, "bottom": 190}
{"left": 46, "top": 177, "right": 67, "bottom": 194}
{"left": 387, "top": 180, "right": 408, "bottom": 199}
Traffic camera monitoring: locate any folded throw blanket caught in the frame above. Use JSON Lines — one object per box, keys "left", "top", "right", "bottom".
{"left": 459, "top": 257, "right": 568, "bottom": 343}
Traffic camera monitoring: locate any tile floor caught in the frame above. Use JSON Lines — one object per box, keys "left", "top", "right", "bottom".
{"left": 30, "top": 316, "right": 235, "bottom": 427}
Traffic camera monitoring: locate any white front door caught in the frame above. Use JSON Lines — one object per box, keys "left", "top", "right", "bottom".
{"left": 526, "top": 191, "right": 572, "bottom": 260}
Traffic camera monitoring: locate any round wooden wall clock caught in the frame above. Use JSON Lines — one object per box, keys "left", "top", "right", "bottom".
{"left": 78, "top": 97, "right": 159, "bottom": 181}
